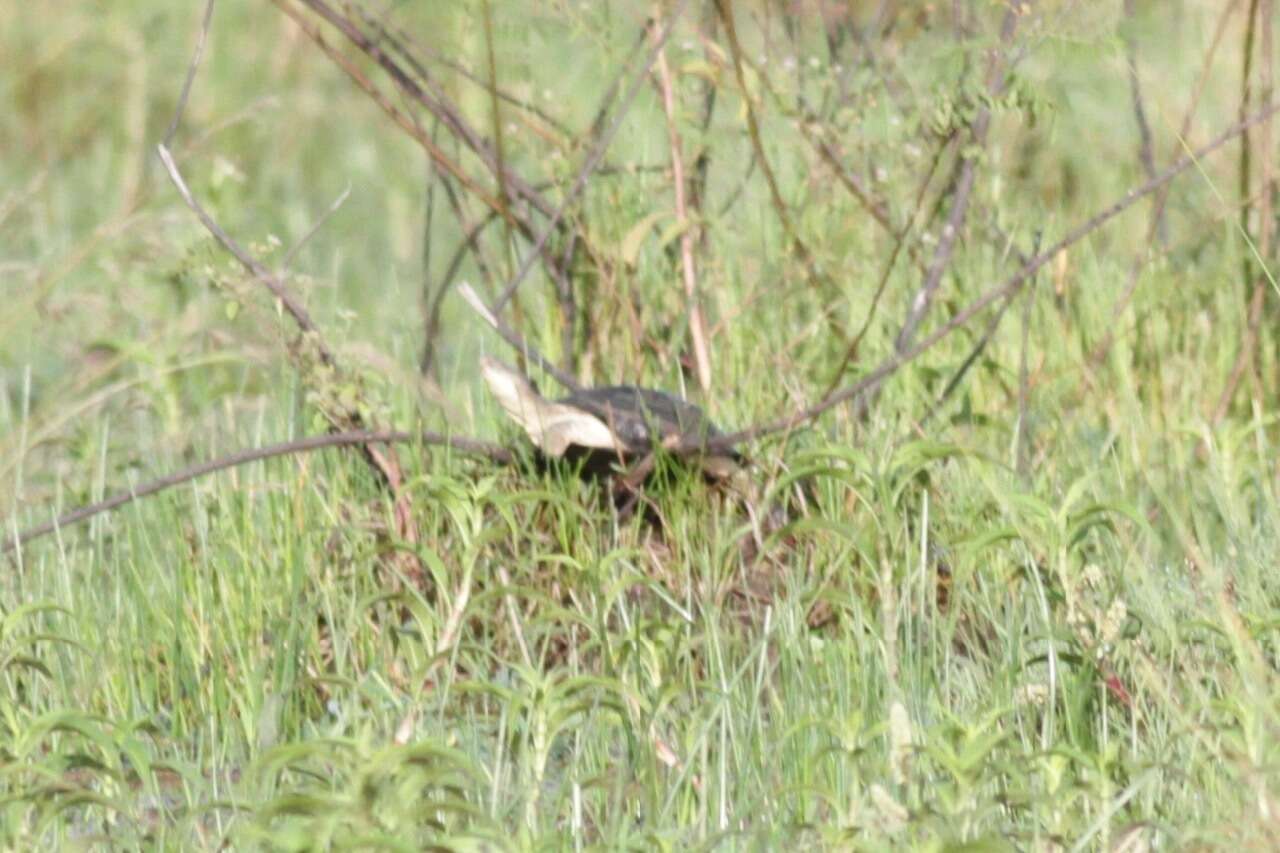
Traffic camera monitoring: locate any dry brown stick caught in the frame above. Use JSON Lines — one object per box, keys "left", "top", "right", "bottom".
{"left": 1214, "top": 0, "right": 1274, "bottom": 422}
{"left": 715, "top": 0, "right": 825, "bottom": 288}
{"left": 421, "top": 203, "right": 504, "bottom": 378}
{"left": 161, "top": 0, "right": 423, "bottom": 584}
{"left": 424, "top": 165, "right": 665, "bottom": 378}
{"left": 352, "top": 5, "right": 574, "bottom": 141}
{"left": 355, "top": 1, "right": 589, "bottom": 309}
{"left": 713, "top": 35, "right": 923, "bottom": 274}
{"left": 893, "top": 1, "right": 1023, "bottom": 358}
{"left": 458, "top": 283, "right": 580, "bottom": 392}
{"left": 688, "top": 3, "right": 719, "bottom": 246}
{"left": 296, "top": 0, "right": 556, "bottom": 225}
{"left": 692, "top": 100, "right": 1280, "bottom": 453}
{"left": 1090, "top": 0, "right": 1243, "bottom": 367}
{"left": 157, "top": 147, "right": 328, "bottom": 359}
{"left": 813, "top": 138, "right": 897, "bottom": 239}
{"left": 4, "top": 431, "right": 512, "bottom": 556}
{"left": 269, "top": 0, "right": 520, "bottom": 237}
{"left": 281, "top": 183, "right": 351, "bottom": 273}
{"left": 921, "top": 227, "right": 1038, "bottom": 430}
{"left": 489, "top": 0, "right": 693, "bottom": 316}
{"left": 158, "top": 26, "right": 331, "bottom": 369}
{"left": 821, "top": 129, "right": 958, "bottom": 399}
{"left": 419, "top": 117, "right": 445, "bottom": 377}
{"left": 652, "top": 6, "right": 712, "bottom": 394}
{"left": 1122, "top": 0, "right": 1159, "bottom": 191}
{"left": 481, "top": 0, "right": 512, "bottom": 236}
{"left": 724, "top": 13, "right": 900, "bottom": 241}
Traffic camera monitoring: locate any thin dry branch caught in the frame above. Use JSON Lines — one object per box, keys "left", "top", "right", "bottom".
{"left": 715, "top": 0, "right": 827, "bottom": 292}
{"left": 689, "top": 100, "right": 1280, "bottom": 454}
{"left": 1122, "top": 0, "right": 1159, "bottom": 193}
{"left": 296, "top": 0, "right": 559, "bottom": 225}
{"left": 893, "top": 1, "right": 1023, "bottom": 358}
{"left": 489, "top": 0, "right": 694, "bottom": 316}
{"left": 158, "top": 146, "right": 334, "bottom": 365}
{"left": 159, "top": 4, "right": 333, "bottom": 366}
{"left": 458, "top": 283, "right": 580, "bottom": 392}
{"left": 269, "top": 0, "right": 519, "bottom": 235}
{"left": 920, "top": 227, "right": 1038, "bottom": 429}
{"left": 705, "top": 35, "right": 927, "bottom": 276}
{"left": 352, "top": 4, "right": 574, "bottom": 141}
{"left": 4, "top": 431, "right": 511, "bottom": 556}
{"left": 652, "top": 6, "right": 713, "bottom": 393}
{"left": 282, "top": 183, "right": 351, "bottom": 272}
{"left": 1214, "top": 0, "right": 1275, "bottom": 422}
{"left": 822, "top": 129, "right": 958, "bottom": 397}
{"left": 1090, "top": 0, "right": 1243, "bottom": 366}
{"left": 161, "top": 0, "right": 423, "bottom": 585}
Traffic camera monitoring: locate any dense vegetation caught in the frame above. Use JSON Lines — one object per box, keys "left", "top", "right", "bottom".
{"left": 3, "top": 1, "right": 1278, "bottom": 848}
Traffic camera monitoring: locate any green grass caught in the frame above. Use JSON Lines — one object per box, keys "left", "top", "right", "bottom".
{"left": 3, "top": 1, "right": 1279, "bottom": 848}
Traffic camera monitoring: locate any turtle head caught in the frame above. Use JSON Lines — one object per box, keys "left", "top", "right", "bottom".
{"left": 480, "top": 357, "right": 617, "bottom": 457}
{"left": 480, "top": 357, "right": 540, "bottom": 415}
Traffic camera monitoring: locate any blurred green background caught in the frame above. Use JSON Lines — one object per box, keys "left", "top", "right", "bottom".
{"left": 2, "top": 1, "right": 1278, "bottom": 848}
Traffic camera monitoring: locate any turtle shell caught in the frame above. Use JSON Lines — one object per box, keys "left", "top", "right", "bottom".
{"left": 480, "top": 357, "right": 740, "bottom": 479}
{"left": 555, "top": 385, "right": 726, "bottom": 453}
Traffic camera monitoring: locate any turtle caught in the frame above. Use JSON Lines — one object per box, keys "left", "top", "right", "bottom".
{"left": 480, "top": 356, "right": 741, "bottom": 480}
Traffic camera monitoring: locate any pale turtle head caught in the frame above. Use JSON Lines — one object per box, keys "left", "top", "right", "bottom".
{"left": 480, "top": 357, "right": 618, "bottom": 458}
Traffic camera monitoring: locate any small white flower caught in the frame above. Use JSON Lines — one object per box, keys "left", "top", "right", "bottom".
{"left": 1014, "top": 683, "right": 1050, "bottom": 707}
{"left": 869, "top": 783, "right": 908, "bottom": 832}
{"left": 888, "top": 702, "right": 913, "bottom": 785}
{"left": 1100, "top": 598, "right": 1128, "bottom": 648}
{"left": 1082, "top": 563, "right": 1104, "bottom": 589}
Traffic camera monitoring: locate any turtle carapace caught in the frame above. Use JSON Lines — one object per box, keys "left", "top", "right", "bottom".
{"left": 480, "top": 357, "right": 740, "bottom": 480}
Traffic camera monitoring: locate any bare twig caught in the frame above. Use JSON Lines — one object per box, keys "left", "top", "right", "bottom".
{"left": 353, "top": 6, "right": 574, "bottom": 142}
{"left": 158, "top": 4, "right": 333, "bottom": 367}
{"left": 1016, "top": 234, "right": 1041, "bottom": 477}
{"left": 823, "top": 129, "right": 957, "bottom": 397}
{"left": 161, "top": 0, "right": 215, "bottom": 146}
{"left": 920, "top": 226, "right": 1038, "bottom": 428}
{"left": 480, "top": 0, "right": 513, "bottom": 263}
{"left": 303, "top": 0, "right": 558, "bottom": 224}
{"left": 1122, "top": 0, "right": 1159, "bottom": 193}
{"left": 489, "top": 0, "right": 694, "bottom": 315}
{"left": 458, "top": 283, "right": 580, "bottom": 392}
{"left": 419, "top": 118, "right": 444, "bottom": 377}
{"left": 159, "top": 146, "right": 335, "bottom": 362}
{"left": 652, "top": 6, "right": 712, "bottom": 393}
{"left": 281, "top": 183, "right": 352, "bottom": 272}
{"left": 924, "top": 290, "right": 1016, "bottom": 424}
{"left": 691, "top": 100, "right": 1280, "bottom": 453}
{"left": 161, "top": 0, "right": 424, "bottom": 585}
{"left": 717, "top": 36, "right": 922, "bottom": 270}
{"left": 715, "top": 0, "right": 826, "bottom": 289}
{"left": 423, "top": 172, "right": 506, "bottom": 378}
{"left": 1090, "top": 0, "right": 1243, "bottom": 366}
{"left": 893, "top": 1, "right": 1023, "bottom": 358}
{"left": 688, "top": 3, "right": 720, "bottom": 246}
{"left": 813, "top": 138, "right": 897, "bottom": 238}
{"left": 4, "top": 430, "right": 511, "bottom": 556}
{"left": 270, "top": 0, "right": 522, "bottom": 234}
{"left": 1214, "top": 0, "right": 1274, "bottom": 422}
